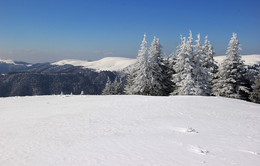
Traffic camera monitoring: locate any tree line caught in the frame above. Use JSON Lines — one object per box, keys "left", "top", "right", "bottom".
{"left": 103, "top": 31, "right": 260, "bottom": 103}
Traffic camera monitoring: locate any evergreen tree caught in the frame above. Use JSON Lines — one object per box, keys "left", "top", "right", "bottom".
{"left": 171, "top": 31, "right": 198, "bottom": 95}
{"left": 102, "top": 77, "right": 113, "bottom": 95}
{"left": 213, "top": 33, "right": 251, "bottom": 100}
{"left": 202, "top": 36, "right": 218, "bottom": 75}
{"left": 250, "top": 74, "right": 260, "bottom": 103}
{"left": 125, "top": 34, "right": 150, "bottom": 95}
{"left": 193, "top": 34, "right": 211, "bottom": 95}
{"left": 112, "top": 77, "right": 124, "bottom": 95}
{"left": 147, "top": 37, "right": 173, "bottom": 96}
{"left": 163, "top": 56, "right": 175, "bottom": 95}
{"left": 202, "top": 36, "right": 218, "bottom": 95}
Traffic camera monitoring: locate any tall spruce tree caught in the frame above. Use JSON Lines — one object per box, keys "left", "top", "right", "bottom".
{"left": 193, "top": 34, "right": 211, "bottom": 95}
{"left": 213, "top": 33, "right": 251, "bottom": 100}
{"left": 171, "top": 31, "right": 198, "bottom": 95}
{"left": 125, "top": 34, "right": 150, "bottom": 95}
{"left": 202, "top": 36, "right": 218, "bottom": 95}
{"left": 202, "top": 36, "right": 218, "bottom": 75}
{"left": 147, "top": 37, "right": 173, "bottom": 96}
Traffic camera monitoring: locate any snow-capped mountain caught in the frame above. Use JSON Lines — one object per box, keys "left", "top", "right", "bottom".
{"left": 0, "top": 95, "right": 259, "bottom": 166}
{"left": 51, "top": 54, "right": 260, "bottom": 72}
{"left": 52, "top": 57, "right": 137, "bottom": 72}
{"left": 1, "top": 54, "right": 259, "bottom": 73}
{"left": 214, "top": 54, "right": 260, "bottom": 66}
{"left": 0, "top": 59, "right": 17, "bottom": 65}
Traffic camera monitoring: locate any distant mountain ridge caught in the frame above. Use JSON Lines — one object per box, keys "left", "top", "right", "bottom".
{"left": 1, "top": 54, "right": 259, "bottom": 74}
{"left": 0, "top": 54, "right": 259, "bottom": 97}
{"left": 52, "top": 57, "right": 136, "bottom": 72}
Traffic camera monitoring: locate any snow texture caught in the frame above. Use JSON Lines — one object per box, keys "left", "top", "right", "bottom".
{"left": 0, "top": 95, "right": 259, "bottom": 166}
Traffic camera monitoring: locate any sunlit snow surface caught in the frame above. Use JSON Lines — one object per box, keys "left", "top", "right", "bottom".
{"left": 52, "top": 57, "right": 136, "bottom": 72}
{"left": 0, "top": 95, "right": 260, "bottom": 166}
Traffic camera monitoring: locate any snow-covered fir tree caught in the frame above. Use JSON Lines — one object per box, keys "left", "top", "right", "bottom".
{"left": 249, "top": 74, "right": 260, "bottom": 103}
{"left": 202, "top": 36, "right": 218, "bottom": 75}
{"left": 125, "top": 34, "right": 150, "bottom": 95}
{"left": 112, "top": 77, "right": 124, "bottom": 95}
{"left": 147, "top": 37, "right": 173, "bottom": 96}
{"left": 193, "top": 34, "right": 212, "bottom": 95}
{"left": 202, "top": 36, "right": 218, "bottom": 95}
{"left": 171, "top": 31, "right": 199, "bottom": 95}
{"left": 213, "top": 33, "right": 251, "bottom": 100}
{"left": 163, "top": 56, "right": 175, "bottom": 93}
{"left": 102, "top": 77, "right": 113, "bottom": 95}
{"left": 103, "top": 77, "right": 124, "bottom": 95}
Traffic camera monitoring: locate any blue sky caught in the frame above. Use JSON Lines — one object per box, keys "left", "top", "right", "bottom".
{"left": 0, "top": 0, "right": 259, "bottom": 63}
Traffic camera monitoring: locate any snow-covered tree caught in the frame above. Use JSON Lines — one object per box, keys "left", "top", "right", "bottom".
{"left": 193, "top": 34, "right": 211, "bottom": 95}
{"left": 147, "top": 37, "right": 173, "bottom": 96}
{"left": 250, "top": 74, "right": 260, "bottom": 103}
{"left": 125, "top": 34, "right": 150, "bottom": 95}
{"left": 171, "top": 31, "right": 199, "bottom": 95}
{"left": 103, "top": 77, "right": 124, "bottom": 95}
{"left": 80, "top": 90, "right": 84, "bottom": 95}
{"left": 112, "top": 77, "right": 124, "bottom": 95}
{"left": 102, "top": 77, "right": 113, "bottom": 95}
{"left": 202, "top": 36, "right": 218, "bottom": 75}
{"left": 213, "top": 33, "right": 251, "bottom": 100}
{"left": 202, "top": 36, "right": 218, "bottom": 95}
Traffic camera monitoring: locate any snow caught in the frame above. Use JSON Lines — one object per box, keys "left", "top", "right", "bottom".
{"left": 0, "top": 59, "right": 16, "bottom": 65}
{"left": 0, "top": 95, "right": 259, "bottom": 166}
{"left": 214, "top": 54, "right": 260, "bottom": 66}
{"left": 52, "top": 57, "right": 136, "bottom": 71}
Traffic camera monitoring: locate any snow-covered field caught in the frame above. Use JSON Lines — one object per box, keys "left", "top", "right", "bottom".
{"left": 0, "top": 95, "right": 259, "bottom": 166}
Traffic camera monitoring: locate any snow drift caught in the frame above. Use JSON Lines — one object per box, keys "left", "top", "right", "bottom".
{"left": 0, "top": 95, "right": 259, "bottom": 166}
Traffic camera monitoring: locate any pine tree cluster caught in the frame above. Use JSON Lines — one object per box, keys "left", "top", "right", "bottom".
{"left": 125, "top": 35, "right": 173, "bottom": 96}
{"left": 102, "top": 77, "right": 124, "bottom": 95}
{"left": 103, "top": 32, "right": 258, "bottom": 103}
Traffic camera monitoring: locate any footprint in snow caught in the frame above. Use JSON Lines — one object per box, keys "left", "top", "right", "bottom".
{"left": 240, "top": 150, "right": 260, "bottom": 156}
{"left": 172, "top": 127, "right": 198, "bottom": 133}
{"left": 189, "top": 145, "right": 209, "bottom": 155}
{"left": 186, "top": 127, "right": 199, "bottom": 133}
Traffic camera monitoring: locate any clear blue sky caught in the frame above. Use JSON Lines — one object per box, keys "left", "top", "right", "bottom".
{"left": 0, "top": 0, "right": 259, "bottom": 63}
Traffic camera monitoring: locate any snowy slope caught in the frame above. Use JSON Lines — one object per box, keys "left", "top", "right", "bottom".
{"left": 214, "top": 54, "right": 260, "bottom": 66}
{"left": 52, "top": 57, "right": 136, "bottom": 71}
{"left": 0, "top": 59, "right": 16, "bottom": 65}
{"left": 0, "top": 95, "right": 259, "bottom": 166}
